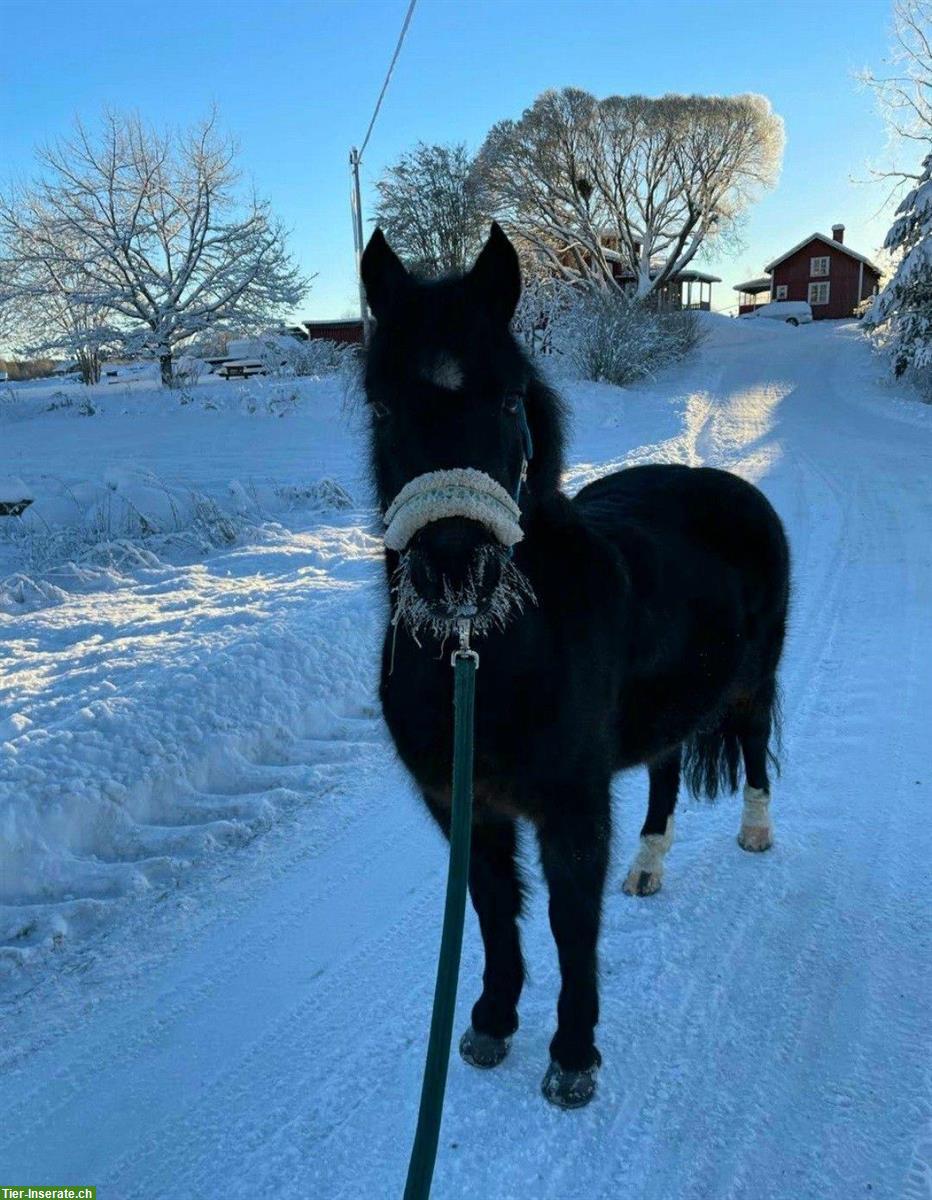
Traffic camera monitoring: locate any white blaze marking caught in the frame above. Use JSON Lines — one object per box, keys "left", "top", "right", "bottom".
{"left": 422, "top": 354, "right": 464, "bottom": 391}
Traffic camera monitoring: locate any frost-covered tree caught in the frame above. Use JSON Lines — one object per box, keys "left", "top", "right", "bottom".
{"left": 869, "top": 151, "right": 932, "bottom": 386}
{"left": 478, "top": 90, "right": 784, "bottom": 298}
{"left": 0, "top": 291, "right": 17, "bottom": 351}
{"left": 860, "top": 0, "right": 932, "bottom": 189}
{"left": 0, "top": 224, "right": 111, "bottom": 383}
{"left": 0, "top": 112, "right": 309, "bottom": 385}
{"left": 860, "top": 1, "right": 932, "bottom": 389}
{"left": 372, "top": 142, "right": 487, "bottom": 276}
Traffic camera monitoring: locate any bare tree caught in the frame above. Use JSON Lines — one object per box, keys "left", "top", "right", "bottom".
{"left": 862, "top": 0, "right": 932, "bottom": 141}
{"left": 372, "top": 142, "right": 487, "bottom": 275}
{"left": 0, "top": 290, "right": 18, "bottom": 351}
{"left": 860, "top": 0, "right": 932, "bottom": 188}
{"left": 479, "top": 89, "right": 784, "bottom": 298}
{"left": 0, "top": 222, "right": 110, "bottom": 383}
{"left": 0, "top": 111, "right": 309, "bottom": 385}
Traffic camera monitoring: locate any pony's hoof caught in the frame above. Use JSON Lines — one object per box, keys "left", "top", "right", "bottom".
{"left": 622, "top": 868, "right": 662, "bottom": 896}
{"left": 459, "top": 1026, "right": 511, "bottom": 1069}
{"left": 622, "top": 823, "right": 673, "bottom": 897}
{"left": 541, "top": 1055, "right": 600, "bottom": 1108}
{"left": 738, "top": 826, "right": 773, "bottom": 852}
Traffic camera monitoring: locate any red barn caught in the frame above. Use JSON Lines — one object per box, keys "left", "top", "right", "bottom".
{"left": 735, "top": 224, "right": 881, "bottom": 319}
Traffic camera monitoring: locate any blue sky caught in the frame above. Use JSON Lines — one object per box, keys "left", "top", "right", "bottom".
{"left": 0, "top": 0, "right": 900, "bottom": 321}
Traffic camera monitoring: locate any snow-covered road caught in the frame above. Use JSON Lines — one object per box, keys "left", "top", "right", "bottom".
{"left": 2, "top": 322, "right": 930, "bottom": 1199}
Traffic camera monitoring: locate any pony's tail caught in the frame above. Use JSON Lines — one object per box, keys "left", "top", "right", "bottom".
{"left": 683, "top": 682, "right": 783, "bottom": 802}
{"left": 683, "top": 717, "right": 742, "bottom": 801}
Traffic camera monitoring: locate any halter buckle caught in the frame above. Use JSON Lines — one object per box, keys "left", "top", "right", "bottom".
{"left": 451, "top": 618, "right": 480, "bottom": 669}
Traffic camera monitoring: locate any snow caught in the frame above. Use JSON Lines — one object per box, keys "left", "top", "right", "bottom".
{"left": 0, "top": 370, "right": 376, "bottom": 956}
{"left": 1, "top": 318, "right": 930, "bottom": 1198}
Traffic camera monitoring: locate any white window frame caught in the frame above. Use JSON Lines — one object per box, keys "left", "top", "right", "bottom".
{"left": 774, "top": 284, "right": 788, "bottom": 300}
{"left": 810, "top": 255, "right": 830, "bottom": 277}
{"left": 808, "top": 281, "right": 831, "bottom": 306}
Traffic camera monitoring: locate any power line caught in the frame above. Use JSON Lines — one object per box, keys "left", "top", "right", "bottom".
{"left": 350, "top": 0, "right": 418, "bottom": 342}
{"left": 358, "top": 0, "right": 418, "bottom": 161}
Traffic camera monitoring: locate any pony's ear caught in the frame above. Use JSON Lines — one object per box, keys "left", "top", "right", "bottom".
{"left": 468, "top": 222, "right": 521, "bottom": 324}
{"left": 361, "top": 229, "right": 408, "bottom": 321}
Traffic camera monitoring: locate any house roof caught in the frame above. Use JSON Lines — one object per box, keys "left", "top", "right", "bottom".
{"left": 734, "top": 276, "right": 771, "bottom": 294}
{"left": 613, "top": 268, "right": 722, "bottom": 284}
{"left": 668, "top": 269, "right": 722, "bottom": 284}
{"left": 764, "top": 234, "right": 880, "bottom": 275}
{"left": 599, "top": 248, "right": 720, "bottom": 283}
{"left": 302, "top": 317, "right": 363, "bottom": 327}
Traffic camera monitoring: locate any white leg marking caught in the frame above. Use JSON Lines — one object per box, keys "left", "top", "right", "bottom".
{"left": 623, "top": 815, "right": 675, "bottom": 896}
{"left": 738, "top": 784, "right": 774, "bottom": 852}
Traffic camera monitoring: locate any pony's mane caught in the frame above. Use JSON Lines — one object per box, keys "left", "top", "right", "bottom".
{"left": 521, "top": 366, "right": 567, "bottom": 503}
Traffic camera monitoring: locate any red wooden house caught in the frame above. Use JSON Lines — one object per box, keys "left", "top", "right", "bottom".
{"left": 735, "top": 224, "right": 881, "bottom": 319}
{"left": 302, "top": 318, "right": 364, "bottom": 345}
{"left": 599, "top": 239, "right": 721, "bottom": 310}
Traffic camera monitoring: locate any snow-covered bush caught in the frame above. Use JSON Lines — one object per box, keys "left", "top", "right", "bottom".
{"left": 257, "top": 335, "right": 358, "bottom": 379}
{"left": 512, "top": 275, "right": 575, "bottom": 357}
{"left": 239, "top": 385, "right": 301, "bottom": 417}
{"left": 867, "top": 151, "right": 932, "bottom": 397}
{"left": 512, "top": 274, "right": 705, "bottom": 384}
{"left": 171, "top": 357, "right": 203, "bottom": 389}
{"left": 565, "top": 292, "right": 706, "bottom": 386}
{"left": 665, "top": 308, "right": 706, "bottom": 361}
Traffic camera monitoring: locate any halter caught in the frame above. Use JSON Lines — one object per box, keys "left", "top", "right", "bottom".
{"left": 383, "top": 397, "right": 534, "bottom": 552}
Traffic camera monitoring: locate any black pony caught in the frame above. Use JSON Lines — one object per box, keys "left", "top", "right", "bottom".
{"left": 361, "top": 224, "right": 790, "bottom": 1109}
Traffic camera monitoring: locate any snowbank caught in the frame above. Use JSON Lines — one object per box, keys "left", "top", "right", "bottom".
{"left": 0, "top": 370, "right": 377, "bottom": 972}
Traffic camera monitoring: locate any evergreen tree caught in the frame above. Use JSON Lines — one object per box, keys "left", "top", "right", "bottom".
{"left": 870, "top": 151, "right": 932, "bottom": 387}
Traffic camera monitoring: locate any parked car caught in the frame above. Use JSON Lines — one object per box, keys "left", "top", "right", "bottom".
{"left": 741, "top": 300, "right": 813, "bottom": 326}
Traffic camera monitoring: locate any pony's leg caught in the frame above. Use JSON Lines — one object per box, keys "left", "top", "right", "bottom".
{"left": 422, "top": 798, "right": 524, "bottom": 1069}
{"left": 458, "top": 817, "right": 526, "bottom": 1068}
{"left": 537, "top": 794, "right": 609, "bottom": 1108}
{"left": 737, "top": 684, "right": 775, "bottom": 852}
{"left": 623, "top": 747, "right": 681, "bottom": 897}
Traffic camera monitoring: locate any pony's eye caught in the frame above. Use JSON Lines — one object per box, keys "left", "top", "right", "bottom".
{"left": 371, "top": 401, "right": 390, "bottom": 421}
{"left": 503, "top": 392, "right": 522, "bottom": 415}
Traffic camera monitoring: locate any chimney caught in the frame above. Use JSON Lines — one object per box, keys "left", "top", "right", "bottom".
{"left": 832, "top": 223, "right": 845, "bottom": 244}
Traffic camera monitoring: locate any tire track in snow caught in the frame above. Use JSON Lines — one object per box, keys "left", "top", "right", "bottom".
{"left": 506, "top": 378, "right": 860, "bottom": 1200}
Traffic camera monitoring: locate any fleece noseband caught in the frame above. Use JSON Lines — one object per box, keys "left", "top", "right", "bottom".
{"left": 384, "top": 468, "right": 523, "bottom": 551}
{"left": 382, "top": 398, "right": 534, "bottom": 553}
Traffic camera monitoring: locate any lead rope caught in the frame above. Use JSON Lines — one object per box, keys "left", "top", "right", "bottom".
{"left": 401, "top": 400, "right": 531, "bottom": 1196}
{"left": 402, "top": 618, "right": 477, "bottom": 1200}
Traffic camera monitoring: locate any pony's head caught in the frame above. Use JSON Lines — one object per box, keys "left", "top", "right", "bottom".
{"left": 361, "top": 223, "right": 563, "bottom": 639}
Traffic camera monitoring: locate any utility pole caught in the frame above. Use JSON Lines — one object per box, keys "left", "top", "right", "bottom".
{"left": 350, "top": 147, "right": 371, "bottom": 345}
{"left": 348, "top": 0, "right": 417, "bottom": 346}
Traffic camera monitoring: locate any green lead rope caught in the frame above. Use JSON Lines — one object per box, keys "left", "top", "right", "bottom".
{"left": 402, "top": 639, "right": 477, "bottom": 1200}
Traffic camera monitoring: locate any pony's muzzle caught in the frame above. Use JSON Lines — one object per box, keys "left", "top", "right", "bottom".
{"left": 406, "top": 518, "right": 504, "bottom": 616}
